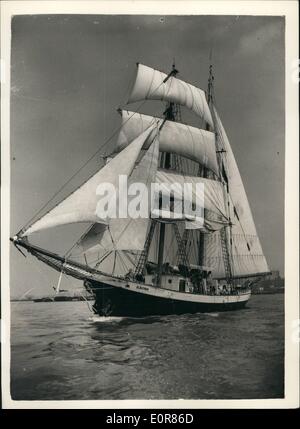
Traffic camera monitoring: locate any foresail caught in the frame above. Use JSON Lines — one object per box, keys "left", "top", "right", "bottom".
{"left": 128, "top": 64, "right": 213, "bottom": 128}
{"left": 154, "top": 169, "right": 228, "bottom": 230}
{"left": 77, "top": 138, "right": 160, "bottom": 254}
{"left": 203, "top": 106, "right": 269, "bottom": 278}
{"left": 21, "top": 125, "right": 156, "bottom": 237}
{"left": 116, "top": 110, "right": 218, "bottom": 173}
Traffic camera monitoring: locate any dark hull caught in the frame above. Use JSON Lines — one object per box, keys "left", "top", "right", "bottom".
{"left": 87, "top": 281, "right": 249, "bottom": 317}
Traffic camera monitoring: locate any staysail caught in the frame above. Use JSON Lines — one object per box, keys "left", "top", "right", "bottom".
{"left": 203, "top": 105, "right": 270, "bottom": 278}
{"left": 77, "top": 138, "right": 160, "bottom": 254}
{"left": 128, "top": 64, "right": 213, "bottom": 128}
{"left": 20, "top": 125, "right": 156, "bottom": 237}
{"left": 116, "top": 110, "right": 218, "bottom": 173}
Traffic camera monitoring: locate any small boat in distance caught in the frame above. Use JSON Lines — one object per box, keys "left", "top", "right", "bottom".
{"left": 33, "top": 297, "right": 54, "bottom": 303}
{"left": 33, "top": 288, "right": 94, "bottom": 303}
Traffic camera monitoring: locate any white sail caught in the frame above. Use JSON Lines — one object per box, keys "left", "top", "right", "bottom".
{"left": 78, "top": 224, "right": 107, "bottom": 253}
{"left": 128, "top": 64, "right": 213, "bottom": 128}
{"left": 78, "top": 138, "right": 160, "bottom": 254}
{"left": 116, "top": 110, "right": 218, "bottom": 173}
{"left": 154, "top": 169, "right": 228, "bottom": 230}
{"left": 21, "top": 125, "right": 156, "bottom": 236}
{"left": 203, "top": 106, "right": 270, "bottom": 278}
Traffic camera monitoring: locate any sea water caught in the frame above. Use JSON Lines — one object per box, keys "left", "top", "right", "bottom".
{"left": 10, "top": 294, "right": 284, "bottom": 400}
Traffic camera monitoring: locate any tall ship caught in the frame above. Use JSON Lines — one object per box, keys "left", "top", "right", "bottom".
{"left": 11, "top": 62, "right": 270, "bottom": 317}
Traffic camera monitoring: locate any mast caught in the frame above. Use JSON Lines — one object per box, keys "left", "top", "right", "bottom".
{"left": 206, "top": 62, "right": 234, "bottom": 284}
{"left": 156, "top": 61, "right": 177, "bottom": 286}
{"left": 198, "top": 63, "right": 213, "bottom": 266}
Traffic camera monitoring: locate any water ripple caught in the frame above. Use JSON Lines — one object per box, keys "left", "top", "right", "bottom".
{"left": 11, "top": 295, "right": 284, "bottom": 400}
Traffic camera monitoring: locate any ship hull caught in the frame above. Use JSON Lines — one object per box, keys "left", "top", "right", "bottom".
{"left": 87, "top": 280, "right": 250, "bottom": 317}
{"left": 10, "top": 238, "right": 251, "bottom": 317}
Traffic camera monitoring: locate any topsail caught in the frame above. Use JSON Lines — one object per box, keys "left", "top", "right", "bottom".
{"left": 116, "top": 110, "right": 218, "bottom": 173}
{"left": 128, "top": 64, "right": 213, "bottom": 128}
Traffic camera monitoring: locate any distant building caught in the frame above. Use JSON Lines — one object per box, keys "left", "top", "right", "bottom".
{"left": 268, "top": 270, "right": 280, "bottom": 280}
{"left": 251, "top": 270, "right": 284, "bottom": 294}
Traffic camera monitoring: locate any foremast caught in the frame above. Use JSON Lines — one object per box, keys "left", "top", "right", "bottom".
{"left": 157, "top": 62, "right": 177, "bottom": 285}
{"left": 134, "top": 61, "right": 190, "bottom": 286}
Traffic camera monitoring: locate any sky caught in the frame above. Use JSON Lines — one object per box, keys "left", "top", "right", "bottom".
{"left": 10, "top": 14, "right": 285, "bottom": 297}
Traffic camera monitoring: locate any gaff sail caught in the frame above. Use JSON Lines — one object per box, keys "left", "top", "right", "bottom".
{"left": 203, "top": 106, "right": 270, "bottom": 278}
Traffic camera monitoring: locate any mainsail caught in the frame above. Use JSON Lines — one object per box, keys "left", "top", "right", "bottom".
{"left": 203, "top": 105, "right": 270, "bottom": 278}
{"left": 20, "top": 125, "right": 156, "bottom": 237}
{"left": 116, "top": 110, "right": 218, "bottom": 173}
{"left": 128, "top": 64, "right": 213, "bottom": 128}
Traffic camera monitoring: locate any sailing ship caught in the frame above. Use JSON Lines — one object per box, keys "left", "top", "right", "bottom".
{"left": 11, "top": 62, "right": 270, "bottom": 317}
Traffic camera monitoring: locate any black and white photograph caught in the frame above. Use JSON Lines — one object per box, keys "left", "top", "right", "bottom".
{"left": 1, "top": 1, "right": 299, "bottom": 408}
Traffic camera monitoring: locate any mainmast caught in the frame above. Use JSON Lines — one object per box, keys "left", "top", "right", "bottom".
{"left": 204, "top": 61, "right": 234, "bottom": 284}
{"left": 198, "top": 63, "right": 213, "bottom": 267}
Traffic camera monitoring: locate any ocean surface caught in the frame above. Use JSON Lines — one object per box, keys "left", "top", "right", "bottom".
{"left": 10, "top": 294, "right": 284, "bottom": 400}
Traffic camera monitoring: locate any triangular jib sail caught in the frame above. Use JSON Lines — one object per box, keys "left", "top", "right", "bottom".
{"left": 20, "top": 125, "right": 156, "bottom": 237}
{"left": 78, "top": 138, "right": 160, "bottom": 254}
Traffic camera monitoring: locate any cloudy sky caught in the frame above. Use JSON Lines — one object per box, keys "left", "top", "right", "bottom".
{"left": 10, "top": 14, "right": 284, "bottom": 297}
